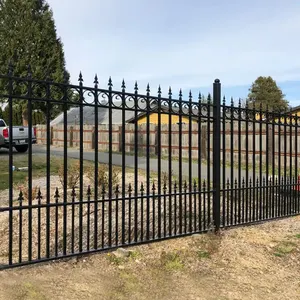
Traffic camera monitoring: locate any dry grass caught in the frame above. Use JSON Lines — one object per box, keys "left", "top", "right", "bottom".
{"left": 0, "top": 216, "right": 299, "bottom": 300}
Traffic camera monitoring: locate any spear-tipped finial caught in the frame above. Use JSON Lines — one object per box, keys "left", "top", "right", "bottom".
{"left": 207, "top": 93, "right": 211, "bottom": 104}
{"left": 198, "top": 92, "right": 202, "bottom": 103}
{"left": 115, "top": 184, "right": 120, "bottom": 195}
{"left": 45, "top": 68, "right": 51, "bottom": 81}
{"left": 238, "top": 98, "right": 241, "bottom": 108}
{"left": 87, "top": 185, "right": 91, "bottom": 196}
{"left": 8, "top": 61, "right": 14, "bottom": 76}
{"left": 168, "top": 86, "right": 172, "bottom": 98}
{"left": 108, "top": 76, "right": 113, "bottom": 90}
{"left": 140, "top": 182, "right": 144, "bottom": 193}
{"left": 36, "top": 188, "right": 42, "bottom": 201}
{"left": 245, "top": 99, "right": 249, "bottom": 109}
{"left": 162, "top": 181, "right": 167, "bottom": 192}
{"left": 222, "top": 95, "right": 226, "bottom": 105}
{"left": 121, "top": 79, "right": 126, "bottom": 92}
{"left": 134, "top": 81, "right": 138, "bottom": 93}
{"left": 230, "top": 97, "right": 234, "bottom": 106}
{"left": 78, "top": 71, "right": 83, "bottom": 83}
{"left": 189, "top": 90, "right": 192, "bottom": 102}
{"left": 27, "top": 65, "right": 32, "bottom": 78}
{"left": 101, "top": 184, "right": 106, "bottom": 195}
{"left": 179, "top": 88, "right": 182, "bottom": 100}
{"left": 71, "top": 186, "right": 76, "bottom": 198}
{"left": 152, "top": 182, "right": 156, "bottom": 191}
{"left": 146, "top": 83, "right": 150, "bottom": 95}
{"left": 158, "top": 85, "right": 161, "bottom": 96}
{"left": 94, "top": 74, "right": 99, "bottom": 88}
{"left": 62, "top": 70, "right": 68, "bottom": 83}
{"left": 18, "top": 190, "right": 24, "bottom": 202}
{"left": 54, "top": 187, "right": 60, "bottom": 200}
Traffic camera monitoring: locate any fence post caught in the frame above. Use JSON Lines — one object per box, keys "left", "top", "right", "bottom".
{"left": 91, "top": 126, "right": 95, "bottom": 150}
{"left": 50, "top": 126, "right": 53, "bottom": 145}
{"left": 70, "top": 126, "right": 74, "bottom": 147}
{"left": 213, "top": 79, "right": 221, "bottom": 232}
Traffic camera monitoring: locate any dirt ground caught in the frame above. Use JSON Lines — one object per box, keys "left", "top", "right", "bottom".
{"left": 0, "top": 216, "right": 300, "bottom": 300}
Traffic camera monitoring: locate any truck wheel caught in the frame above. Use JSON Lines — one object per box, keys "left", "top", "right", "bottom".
{"left": 15, "top": 145, "right": 29, "bottom": 153}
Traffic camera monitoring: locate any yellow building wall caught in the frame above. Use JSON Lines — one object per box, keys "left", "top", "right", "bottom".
{"left": 136, "top": 113, "right": 197, "bottom": 125}
{"left": 255, "top": 111, "right": 300, "bottom": 124}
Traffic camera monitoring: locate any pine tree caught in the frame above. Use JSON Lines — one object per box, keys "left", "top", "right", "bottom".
{"left": 0, "top": 0, "right": 70, "bottom": 120}
{"left": 247, "top": 76, "right": 288, "bottom": 113}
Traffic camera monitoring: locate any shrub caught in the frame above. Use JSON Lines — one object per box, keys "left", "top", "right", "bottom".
{"left": 58, "top": 160, "right": 80, "bottom": 189}
{"left": 15, "top": 178, "right": 39, "bottom": 203}
{"left": 86, "top": 164, "right": 120, "bottom": 191}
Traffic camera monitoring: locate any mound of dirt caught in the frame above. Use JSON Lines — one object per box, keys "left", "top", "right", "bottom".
{"left": 0, "top": 216, "right": 299, "bottom": 300}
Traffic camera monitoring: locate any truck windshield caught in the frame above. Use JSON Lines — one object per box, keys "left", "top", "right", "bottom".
{"left": 0, "top": 120, "right": 6, "bottom": 127}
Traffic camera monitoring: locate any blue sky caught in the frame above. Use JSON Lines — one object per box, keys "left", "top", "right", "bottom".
{"left": 48, "top": 0, "right": 300, "bottom": 106}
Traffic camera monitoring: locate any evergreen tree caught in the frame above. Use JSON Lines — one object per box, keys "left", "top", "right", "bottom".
{"left": 0, "top": 0, "right": 70, "bottom": 120}
{"left": 247, "top": 76, "right": 288, "bottom": 113}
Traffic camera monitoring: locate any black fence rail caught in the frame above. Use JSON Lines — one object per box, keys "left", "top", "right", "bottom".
{"left": 0, "top": 65, "right": 299, "bottom": 269}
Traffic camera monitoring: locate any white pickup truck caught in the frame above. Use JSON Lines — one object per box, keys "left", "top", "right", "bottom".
{"left": 0, "top": 119, "right": 36, "bottom": 153}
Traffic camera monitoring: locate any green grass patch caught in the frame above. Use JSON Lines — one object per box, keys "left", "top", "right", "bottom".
{"left": 273, "top": 241, "right": 297, "bottom": 257}
{"left": 295, "top": 234, "right": 300, "bottom": 239}
{"left": 161, "top": 251, "right": 184, "bottom": 271}
{"left": 197, "top": 250, "right": 210, "bottom": 259}
{"left": 0, "top": 155, "right": 69, "bottom": 191}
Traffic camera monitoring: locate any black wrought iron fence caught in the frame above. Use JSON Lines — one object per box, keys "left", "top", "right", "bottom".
{"left": 0, "top": 65, "right": 299, "bottom": 270}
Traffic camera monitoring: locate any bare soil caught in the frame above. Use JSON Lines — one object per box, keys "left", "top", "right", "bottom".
{"left": 0, "top": 216, "right": 300, "bottom": 300}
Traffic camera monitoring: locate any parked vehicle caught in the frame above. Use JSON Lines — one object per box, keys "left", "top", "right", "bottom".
{"left": 0, "top": 119, "right": 36, "bottom": 153}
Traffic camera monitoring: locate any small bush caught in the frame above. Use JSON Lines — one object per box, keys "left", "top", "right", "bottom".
{"left": 58, "top": 160, "right": 80, "bottom": 189}
{"left": 161, "top": 251, "right": 184, "bottom": 271}
{"left": 15, "top": 178, "right": 39, "bottom": 203}
{"left": 86, "top": 164, "right": 120, "bottom": 191}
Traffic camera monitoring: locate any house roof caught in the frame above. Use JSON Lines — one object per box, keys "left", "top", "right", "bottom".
{"left": 290, "top": 105, "right": 300, "bottom": 113}
{"left": 50, "top": 100, "right": 148, "bottom": 126}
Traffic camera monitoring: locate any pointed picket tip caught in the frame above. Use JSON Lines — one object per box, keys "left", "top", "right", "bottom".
{"left": 121, "top": 79, "right": 126, "bottom": 91}
{"left": 222, "top": 95, "right": 226, "bottom": 105}
{"left": 198, "top": 92, "right": 202, "bottom": 102}
{"left": 168, "top": 86, "right": 172, "bottom": 96}
{"left": 108, "top": 76, "right": 113, "bottom": 88}
{"left": 158, "top": 85, "right": 161, "bottom": 95}
{"left": 94, "top": 74, "right": 99, "bottom": 86}
{"left": 18, "top": 190, "right": 24, "bottom": 202}
{"left": 140, "top": 182, "right": 145, "bottom": 192}
{"left": 189, "top": 90, "right": 192, "bottom": 101}
{"left": 87, "top": 185, "right": 91, "bottom": 196}
{"left": 115, "top": 184, "right": 120, "bottom": 194}
{"left": 27, "top": 65, "right": 32, "bottom": 78}
{"left": 134, "top": 81, "right": 138, "bottom": 92}
{"left": 78, "top": 71, "right": 83, "bottom": 83}
{"left": 152, "top": 182, "right": 156, "bottom": 191}
{"left": 55, "top": 187, "right": 60, "bottom": 196}
{"left": 179, "top": 88, "right": 183, "bottom": 99}
{"left": 101, "top": 184, "right": 106, "bottom": 194}
{"left": 8, "top": 61, "right": 14, "bottom": 75}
